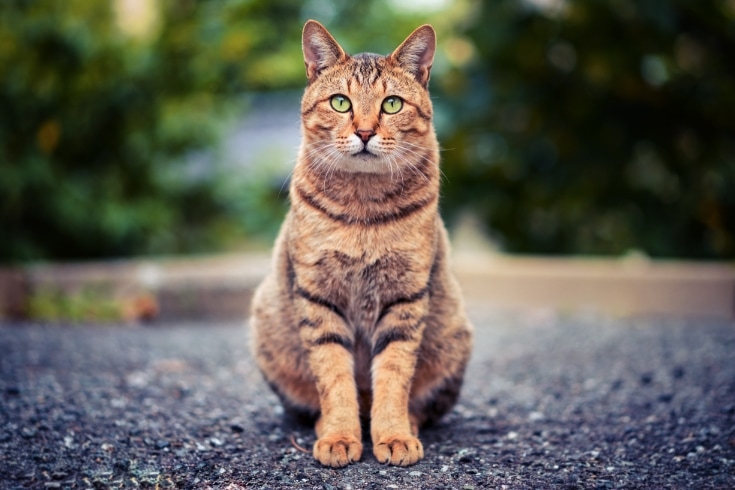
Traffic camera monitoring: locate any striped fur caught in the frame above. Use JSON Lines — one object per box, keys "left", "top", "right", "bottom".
{"left": 250, "top": 20, "right": 473, "bottom": 468}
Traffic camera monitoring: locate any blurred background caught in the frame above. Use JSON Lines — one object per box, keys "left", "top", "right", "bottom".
{"left": 2, "top": 0, "right": 735, "bottom": 265}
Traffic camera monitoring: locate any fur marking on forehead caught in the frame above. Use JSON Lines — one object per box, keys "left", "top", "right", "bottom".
{"left": 351, "top": 53, "right": 386, "bottom": 86}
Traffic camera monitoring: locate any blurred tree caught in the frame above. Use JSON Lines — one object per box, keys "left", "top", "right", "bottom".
{"left": 438, "top": 0, "right": 735, "bottom": 259}
{"left": 12, "top": 0, "right": 728, "bottom": 261}
{"left": 0, "top": 0, "right": 445, "bottom": 263}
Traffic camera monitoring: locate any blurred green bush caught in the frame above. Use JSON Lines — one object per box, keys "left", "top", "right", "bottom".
{"left": 0, "top": 0, "right": 305, "bottom": 262}
{"left": 27, "top": 286, "right": 124, "bottom": 323}
{"left": 438, "top": 0, "right": 735, "bottom": 259}
{"left": 3, "top": 0, "right": 733, "bottom": 262}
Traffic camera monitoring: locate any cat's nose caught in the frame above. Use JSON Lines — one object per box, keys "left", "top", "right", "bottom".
{"left": 355, "top": 129, "right": 375, "bottom": 143}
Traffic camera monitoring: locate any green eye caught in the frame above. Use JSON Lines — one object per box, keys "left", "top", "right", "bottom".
{"left": 382, "top": 96, "right": 403, "bottom": 114}
{"left": 330, "top": 95, "right": 352, "bottom": 113}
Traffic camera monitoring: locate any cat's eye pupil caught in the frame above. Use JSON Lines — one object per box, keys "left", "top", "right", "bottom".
{"left": 330, "top": 95, "right": 351, "bottom": 113}
{"left": 382, "top": 96, "right": 403, "bottom": 114}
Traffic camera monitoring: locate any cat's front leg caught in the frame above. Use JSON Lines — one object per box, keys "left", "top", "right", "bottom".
{"left": 370, "top": 297, "right": 428, "bottom": 466}
{"left": 296, "top": 291, "right": 362, "bottom": 467}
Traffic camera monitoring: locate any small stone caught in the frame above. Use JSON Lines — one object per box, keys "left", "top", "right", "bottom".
{"left": 210, "top": 437, "right": 224, "bottom": 447}
{"left": 230, "top": 424, "right": 245, "bottom": 433}
{"left": 21, "top": 427, "right": 36, "bottom": 439}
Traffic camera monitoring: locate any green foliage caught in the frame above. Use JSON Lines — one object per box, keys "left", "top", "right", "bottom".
{"left": 438, "top": 0, "right": 735, "bottom": 258}
{"left": 27, "top": 287, "right": 124, "bottom": 323}
{"left": 5, "top": 0, "right": 730, "bottom": 261}
{"left": 0, "top": 0, "right": 298, "bottom": 262}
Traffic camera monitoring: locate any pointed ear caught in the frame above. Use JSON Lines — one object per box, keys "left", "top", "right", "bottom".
{"left": 302, "top": 20, "right": 347, "bottom": 83}
{"left": 390, "top": 25, "right": 436, "bottom": 88}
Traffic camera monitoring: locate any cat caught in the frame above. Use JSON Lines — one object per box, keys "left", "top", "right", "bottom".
{"left": 250, "top": 19, "right": 473, "bottom": 468}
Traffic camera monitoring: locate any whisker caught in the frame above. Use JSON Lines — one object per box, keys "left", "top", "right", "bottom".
{"left": 386, "top": 153, "right": 406, "bottom": 196}
{"left": 399, "top": 140, "right": 452, "bottom": 153}
{"left": 310, "top": 145, "right": 343, "bottom": 194}
{"left": 392, "top": 145, "right": 434, "bottom": 186}
{"left": 396, "top": 141, "right": 450, "bottom": 184}
{"left": 278, "top": 169, "right": 294, "bottom": 196}
{"left": 278, "top": 143, "right": 332, "bottom": 197}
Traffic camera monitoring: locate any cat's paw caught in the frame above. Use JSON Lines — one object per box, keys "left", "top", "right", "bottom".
{"left": 373, "top": 434, "right": 424, "bottom": 466}
{"left": 313, "top": 434, "right": 363, "bottom": 468}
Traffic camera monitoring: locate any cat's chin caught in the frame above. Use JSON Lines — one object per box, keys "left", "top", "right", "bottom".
{"left": 337, "top": 153, "right": 392, "bottom": 175}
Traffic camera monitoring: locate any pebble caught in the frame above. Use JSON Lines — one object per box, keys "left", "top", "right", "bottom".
{"left": 528, "top": 411, "right": 544, "bottom": 421}
{"left": 21, "top": 427, "right": 36, "bottom": 439}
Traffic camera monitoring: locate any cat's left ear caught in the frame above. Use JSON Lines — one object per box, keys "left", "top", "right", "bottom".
{"left": 390, "top": 25, "right": 436, "bottom": 88}
{"left": 302, "top": 20, "right": 348, "bottom": 83}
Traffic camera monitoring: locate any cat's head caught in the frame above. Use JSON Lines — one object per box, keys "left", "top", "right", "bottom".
{"left": 300, "top": 20, "right": 437, "bottom": 175}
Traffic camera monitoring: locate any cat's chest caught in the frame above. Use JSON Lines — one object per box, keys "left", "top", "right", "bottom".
{"left": 297, "top": 247, "right": 431, "bottom": 329}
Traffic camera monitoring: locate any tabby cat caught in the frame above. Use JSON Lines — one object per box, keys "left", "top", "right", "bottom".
{"left": 250, "top": 20, "right": 473, "bottom": 467}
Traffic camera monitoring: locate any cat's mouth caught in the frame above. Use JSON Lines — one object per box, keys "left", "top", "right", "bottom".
{"left": 353, "top": 147, "right": 377, "bottom": 158}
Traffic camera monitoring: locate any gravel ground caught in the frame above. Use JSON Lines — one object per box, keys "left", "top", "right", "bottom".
{"left": 1, "top": 310, "right": 734, "bottom": 489}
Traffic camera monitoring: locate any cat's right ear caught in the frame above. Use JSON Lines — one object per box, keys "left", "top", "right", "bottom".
{"left": 390, "top": 24, "right": 436, "bottom": 88}
{"left": 302, "top": 20, "right": 347, "bottom": 83}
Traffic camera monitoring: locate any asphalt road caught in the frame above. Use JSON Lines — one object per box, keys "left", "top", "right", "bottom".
{"left": 1, "top": 309, "right": 734, "bottom": 489}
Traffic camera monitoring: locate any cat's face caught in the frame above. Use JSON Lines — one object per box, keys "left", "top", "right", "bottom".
{"left": 300, "top": 21, "right": 437, "bottom": 175}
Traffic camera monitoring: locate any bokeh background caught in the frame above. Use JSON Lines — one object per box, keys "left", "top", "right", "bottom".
{"left": 2, "top": 0, "right": 734, "bottom": 263}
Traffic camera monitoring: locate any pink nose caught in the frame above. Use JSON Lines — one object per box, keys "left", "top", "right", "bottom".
{"left": 356, "top": 129, "right": 375, "bottom": 143}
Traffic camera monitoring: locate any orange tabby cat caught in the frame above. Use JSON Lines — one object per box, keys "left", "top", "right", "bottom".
{"left": 250, "top": 20, "right": 472, "bottom": 467}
